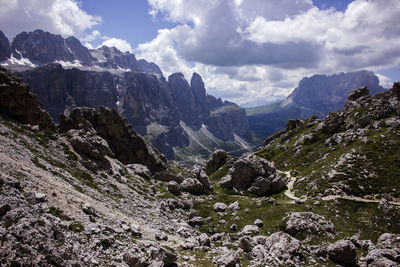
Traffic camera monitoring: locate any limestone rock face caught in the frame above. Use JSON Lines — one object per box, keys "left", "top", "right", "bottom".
{"left": 11, "top": 29, "right": 94, "bottom": 65}
{"left": 18, "top": 63, "right": 118, "bottom": 122}
{"left": 0, "top": 31, "right": 11, "bottom": 62}
{"left": 2, "top": 29, "right": 253, "bottom": 161}
{"left": 205, "top": 149, "right": 228, "bottom": 175}
{"left": 220, "top": 154, "right": 285, "bottom": 196}
{"left": 59, "top": 106, "right": 167, "bottom": 173}
{"left": 0, "top": 67, "right": 55, "bottom": 131}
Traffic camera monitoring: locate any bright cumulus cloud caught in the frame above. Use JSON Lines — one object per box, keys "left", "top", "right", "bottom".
{"left": 0, "top": 0, "right": 101, "bottom": 39}
{"left": 100, "top": 38, "right": 133, "bottom": 53}
{"left": 136, "top": 0, "right": 400, "bottom": 104}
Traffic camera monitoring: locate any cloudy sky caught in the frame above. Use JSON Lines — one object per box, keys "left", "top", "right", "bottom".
{"left": 1, "top": 0, "right": 399, "bottom": 106}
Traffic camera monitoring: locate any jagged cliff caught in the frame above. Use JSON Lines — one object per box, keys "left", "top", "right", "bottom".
{"left": 0, "top": 29, "right": 254, "bottom": 162}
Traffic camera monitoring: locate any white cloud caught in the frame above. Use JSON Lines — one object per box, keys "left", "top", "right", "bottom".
{"left": 81, "top": 30, "right": 101, "bottom": 42}
{"left": 376, "top": 73, "right": 393, "bottom": 89}
{"left": 0, "top": 0, "right": 101, "bottom": 39}
{"left": 101, "top": 38, "right": 133, "bottom": 53}
{"left": 84, "top": 42, "right": 94, "bottom": 50}
{"left": 140, "top": 0, "right": 400, "bottom": 105}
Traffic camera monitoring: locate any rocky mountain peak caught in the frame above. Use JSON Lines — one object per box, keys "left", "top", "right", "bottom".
{"left": 0, "top": 30, "right": 11, "bottom": 62}
{"left": 11, "top": 29, "right": 94, "bottom": 65}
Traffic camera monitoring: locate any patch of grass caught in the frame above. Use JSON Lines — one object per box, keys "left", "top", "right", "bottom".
{"left": 70, "top": 169, "right": 102, "bottom": 193}
{"left": 61, "top": 143, "right": 78, "bottom": 161}
{"left": 49, "top": 206, "right": 71, "bottom": 221}
{"left": 169, "top": 165, "right": 189, "bottom": 177}
{"left": 69, "top": 221, "right": 84, "bottom": 232}
{"left": 32, "top": 157, "right": 46, "bottom": 170}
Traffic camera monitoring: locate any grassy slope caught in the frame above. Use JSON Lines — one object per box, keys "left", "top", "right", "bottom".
{"left": 245, "top": 102, "right": 281, "bottom": 116}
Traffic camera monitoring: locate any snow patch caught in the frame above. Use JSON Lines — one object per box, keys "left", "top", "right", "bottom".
{"left": 54, "top": 60, "right": 83, "bottom": 68}
{"left": 9, "top": 52, "right": 36, "bottom": 67}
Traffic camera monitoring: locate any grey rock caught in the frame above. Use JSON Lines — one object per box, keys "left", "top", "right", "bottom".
{"left": 242, "top": 225, "right": 259, "bottom": 235}
{"left": 348, "top": 86, "right": 370, "bottom": 102}
{"left": 34, "top": 193, "right": 47, "bottom": 202}
{"left": 212, "top": 250, "right": 240, "bottom": 267}
{"left": 327, "top": 239, "right": 357, "bottom": 266}
{"left": 250, "top": 232, "right": 305, "bottom": 266}
{"left": 198, "top": 233, "right": 211, "bottom": 247}
{"left": 148, "top": 245, "right": 177, "bottom": 265}
{"left": 228, "top": 200, "right": 240, "bottom": 211}
{"left": 69, "top": 130, "right": 113, "bottom": 159}
{"left": 239, "top": 236, "right": 256, "bottom": 253}
{"left": 206, "top": 149, "right": 228, "bottom": 175}
{"left": 284, "top": 212, "right": 336, "bottom": 236}
{"left": 196, "top": 169, "right": 212, "bottom": 192}
{"left": 254, "top": 219, "right": 263, "bottom": 228}
{"left": 0, "top": 67, "right": 56, "bottom": 131}
{"left": 155, "top": 232, "right": 168, "bottom": 241}
{"left": 213, "top": 202, "right": 228, "bottom": 212}
{"left": 188, "top": 216, "right": 205, "bottom": 227}
{"left": 167, "top": 181, "right": 181, "bottom": 195}
{"left": 0, "top": 203, "right": 11, "bottom": 218}
{"left": 181, "top": 178, "right": 204, "bottom": 195}
{"left": 230, "top": 224, "right": 238, "bottom": 231}
{"left": 220, "top": 153, "right": 285, "bottom": 196}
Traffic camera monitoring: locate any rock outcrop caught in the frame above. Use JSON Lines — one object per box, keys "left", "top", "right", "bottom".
{"left": 59, "top": 106, "right": 167, "bottom": 173}
{"left": 0, "top": 67, "right": 55, "bottom": 131}
{"left": 206, "top": 149, "right": 228, "bottom": 175}
{"left": 0, "top": 31, "right": 11, "bottom": 62}
{"left": 220, "top": 153, "right": 285, "bottom": 196}
{"left": 284, "top": 212, "right": 336, "bottom": 237}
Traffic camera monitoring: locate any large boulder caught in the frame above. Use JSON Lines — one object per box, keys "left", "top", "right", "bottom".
{"left": 212, "top": 250, "right": 240, "bottom": 267}
{"left": 347, "top": 86, "right": 370, "bottom": 102}
{"left": 180, "top": 178, "right": 204, "bottom": 195}
{"left": 206, "top": 149, "right": 228, "bottom": 175}
{"left": 0, "top": 67, "right": 55, "bottom": 131}
{"left": 327, "top": 239, "right": 357, "bottom": 266}
{"left": 250, "top": 232, "right": 305, "bottom": 266}
{"left": 68, "top": 129, "right": 113, "bottom": 159}
{"left": 59, "top": 107, "right": 167, "bottom": 173}
{"left": 220, "top": 154, "right": 285, "bottom": 196}
{"left": 365, "top": 233, "right": 400, "bottom": 266}
{"left": 284, "top": 212, "right": 336, "bottom": 237}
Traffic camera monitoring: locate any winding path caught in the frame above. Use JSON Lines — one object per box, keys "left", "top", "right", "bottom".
{"left": 278, "top": 170, "right": 400, "bottom": 206}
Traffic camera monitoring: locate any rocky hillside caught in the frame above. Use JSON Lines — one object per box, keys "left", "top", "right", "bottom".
{"left": 257, "top": 83, "right": 400, "bottom": 200}
{"left": 0, "top": 29, "right": 254, "bottom": 162}
{"left": 1, "top": 67, "right": 400, "bottom": 266}
{"left": 248, "top": 71, "right": 386, "bottom": 139}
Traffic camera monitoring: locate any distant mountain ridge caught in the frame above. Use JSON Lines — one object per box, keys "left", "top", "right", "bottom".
{"left": 0, "top": 29, "right": 161, "bottom": 74}
{"left": 248, "top": 70, "right": 386, "bottom": 139}
{"left": 0, "top": 29, "right": 254, "bottom": 162}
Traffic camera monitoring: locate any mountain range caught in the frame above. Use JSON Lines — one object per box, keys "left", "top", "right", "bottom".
{"left": 248, "top": 70, "right": 386, "bottom": 139}
{"left": 0, "top": 29, "right": 254, "bottom": 162}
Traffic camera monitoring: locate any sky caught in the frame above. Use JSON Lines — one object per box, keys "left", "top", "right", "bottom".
{"left": 0, "top": 0, "right": 399, "bottom": 106}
